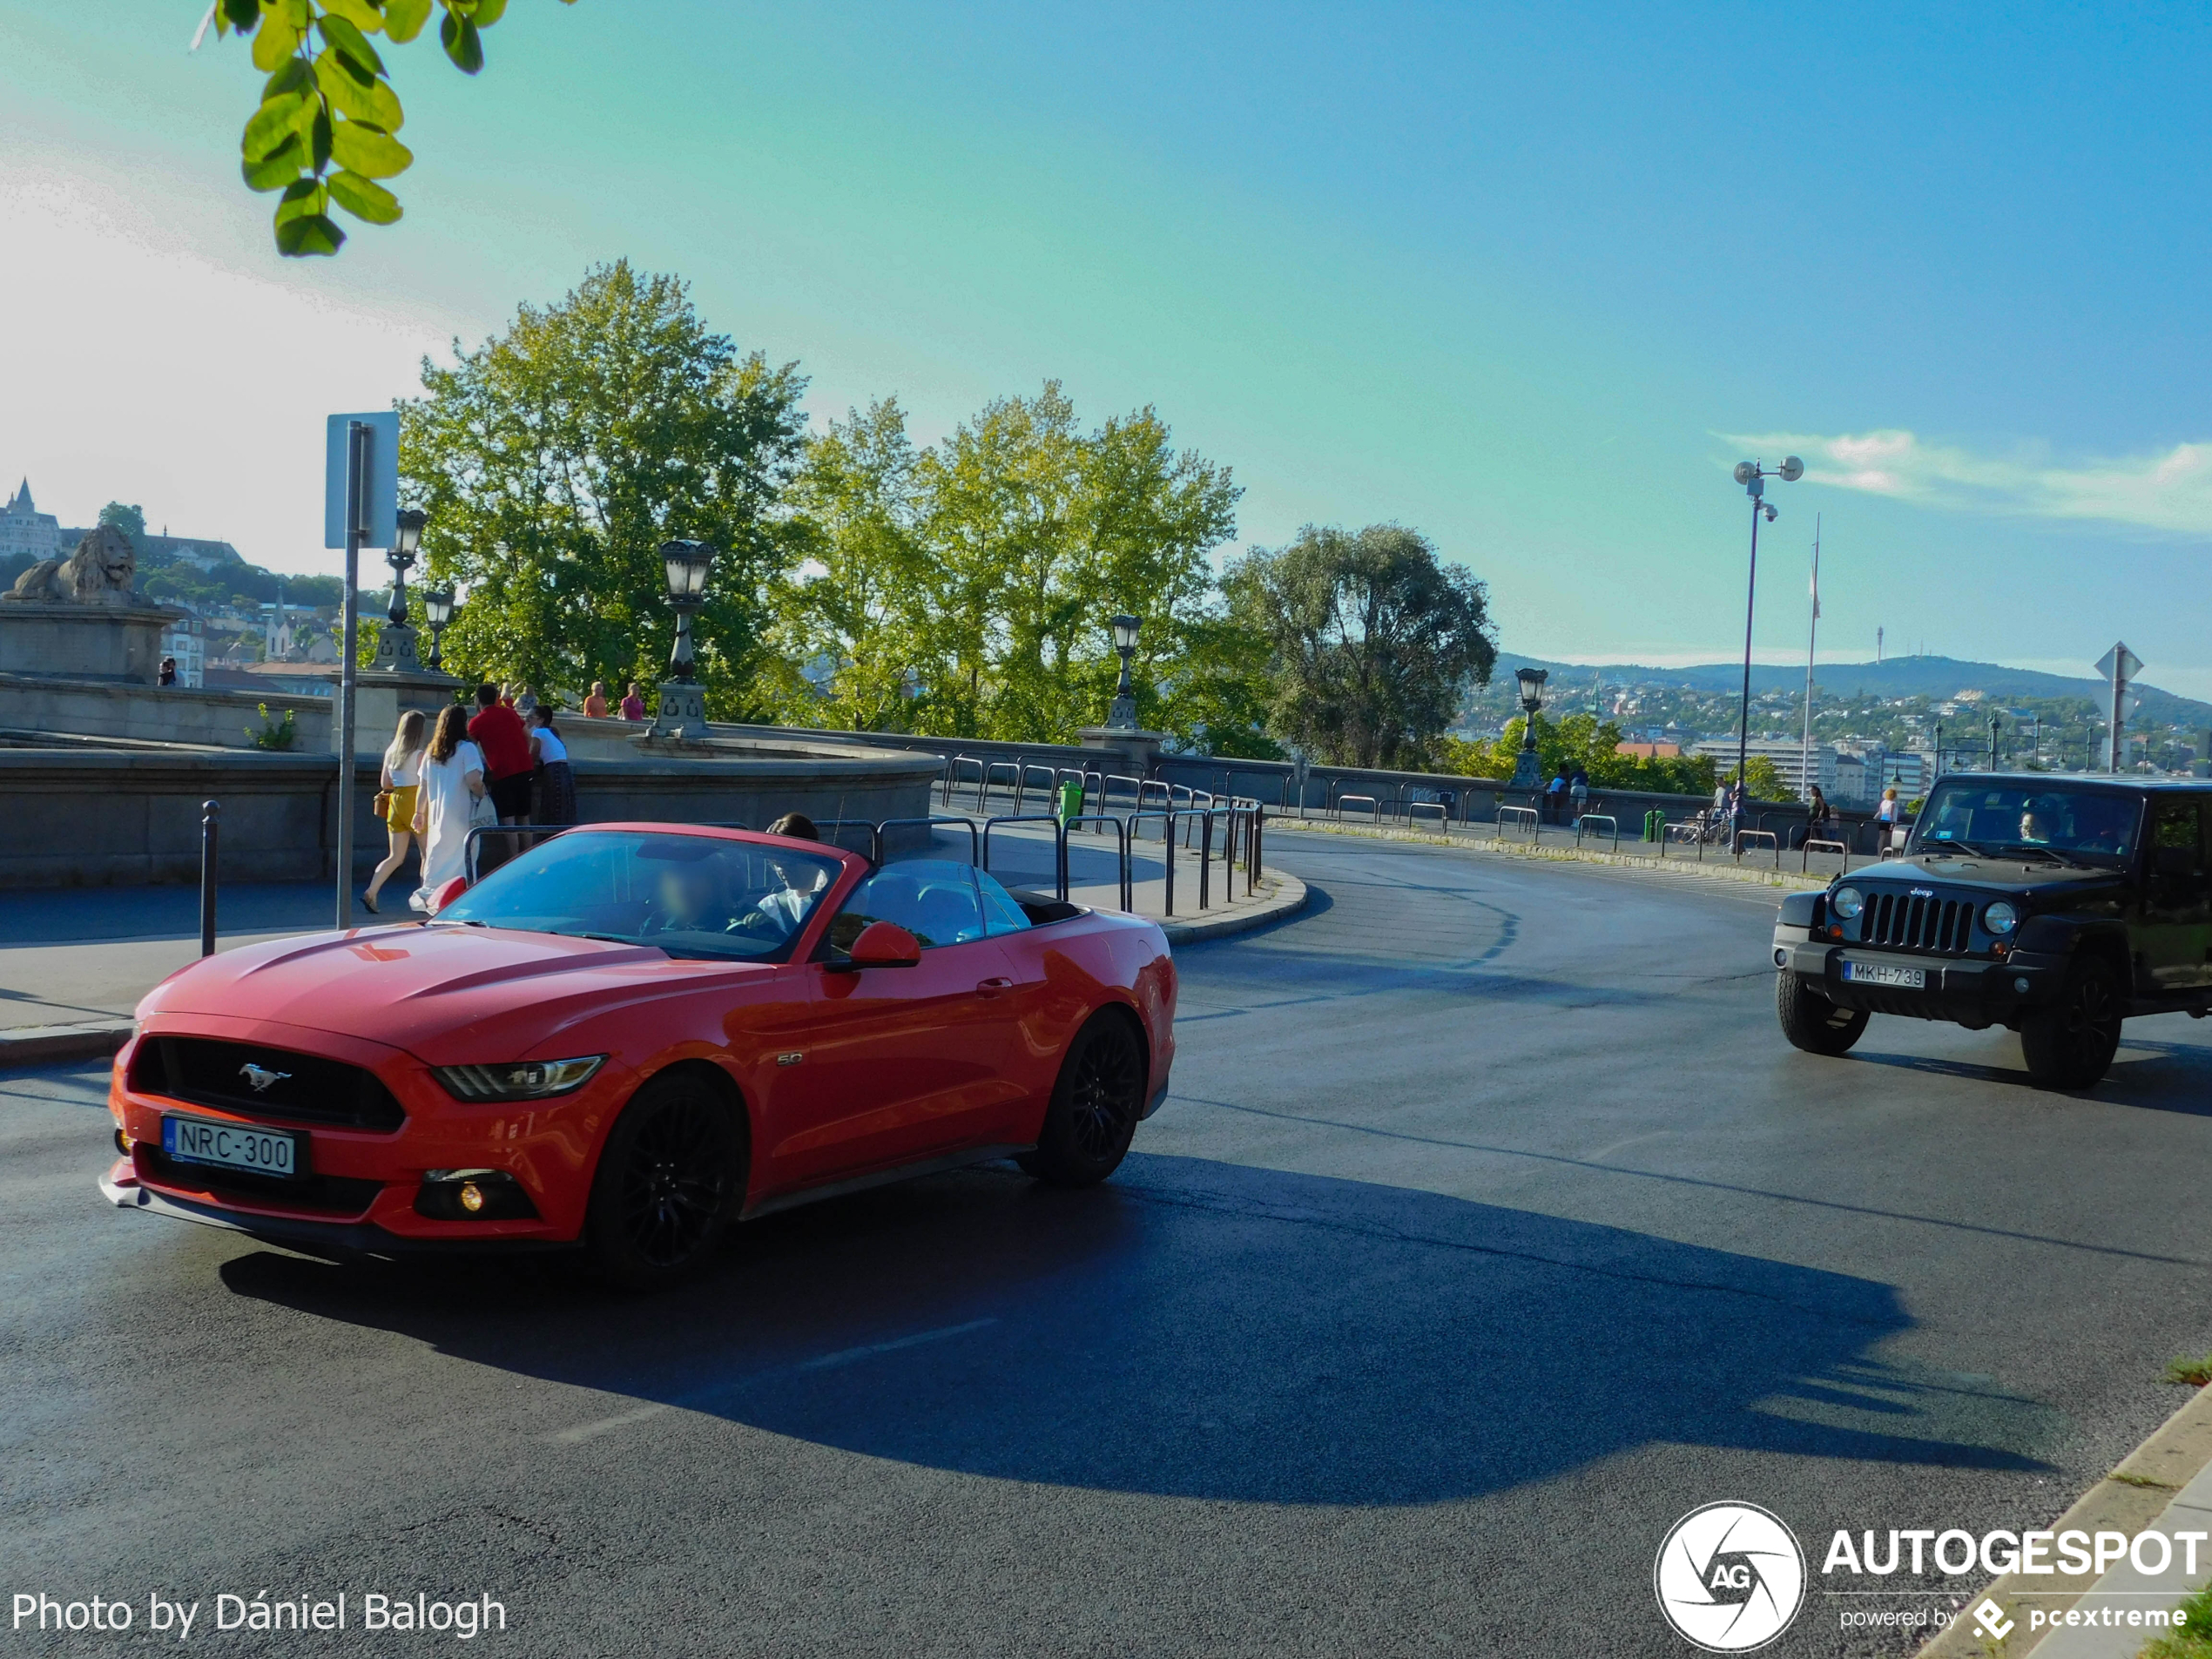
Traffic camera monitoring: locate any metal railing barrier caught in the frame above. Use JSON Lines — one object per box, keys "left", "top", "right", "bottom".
{"left": 1496, "top": 805, "right": 1540, "bottom": 840}
{"left": 1804, "top": 837, "right": 1850, "bottom": 873}
{"left": 943, "top": 754, "right": 984, "bottom": 808}
{"left": 1062, "top": 813, "right": 1132, "bottom": 911}
{"left": 1408, "top": 801, "right": 1449, "bottom": 832}
{"left": 463, "top": 822, "right": 572, "bottom": 884}
{"left": 1734, "top": 828, "right": 1781, "bottom": 868}
{"left": 876, "top": 815, "right": 981, "bottom": 869}
{"left": 199, "top": 799, "right": 219, "bottom": 955}
{"left": 1336, "top": 792, "right": 1379, "bottom": 824}
{"left": 1575, "top": 813, "right": 1621, "bottom": 852}
{"left": 981, "top": 814, "right": 1066, "bottom": 899}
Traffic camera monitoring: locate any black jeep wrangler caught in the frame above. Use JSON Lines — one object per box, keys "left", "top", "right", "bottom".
{"left": 1772, "top": 772, "right": 2212, "bottom": 1088}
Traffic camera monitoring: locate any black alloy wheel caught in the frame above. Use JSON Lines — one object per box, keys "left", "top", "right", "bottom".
{"left": 1020, "top": 1013, "right": 1146, "bottom": 1188}
{"left": 585, "top": 1073, "right": 743, "bottom": 1288}
{"left": 2020, "top": 957, "right": 2124, "bottom": 1090}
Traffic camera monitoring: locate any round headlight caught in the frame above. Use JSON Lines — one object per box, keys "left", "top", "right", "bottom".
{"left": 1984, "top": 900, "right": 2019, "bottom": 936}
{"left": 1831, "top": 885, "right": 1865, "bottom": 920}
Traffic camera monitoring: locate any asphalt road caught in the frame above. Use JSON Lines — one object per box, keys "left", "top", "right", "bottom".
{"left": 5, "top": 833, "right": 2210, "bottom": 1657}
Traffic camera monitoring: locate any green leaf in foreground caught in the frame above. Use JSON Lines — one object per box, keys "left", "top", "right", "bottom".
{"left": 328, "top": 169, "right": 403, "bottom": 225}
{"left": 275, "top": 211, "right": 347, "bottom": 258}
{"left": 330, "top": 120, "right": 415, "bottom": 179}
{"left": 314, "top": 11, "right": 385, "bottom": 77}
{"left": 240, "top": 134, "right": 307, "bottom": 192}
{"left": 314, "top": 49, "right": 405, "bottom": 129}
{"left": 383, "top": 0, "right": 433, "bottom": 44}
{"left": 441, "top": 10, "right": 484, "bottom": 73}
{"left": 241, "top": 91, "right": 309, "bottom": 160}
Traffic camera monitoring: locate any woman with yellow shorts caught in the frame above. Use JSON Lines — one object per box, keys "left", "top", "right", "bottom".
{"left": 364, "top": 709, "right": 428, "bottom": 914}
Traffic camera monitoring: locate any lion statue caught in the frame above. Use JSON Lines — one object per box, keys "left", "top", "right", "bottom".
{"left": 5, "top": 525, "right": 139, "bottom": 604}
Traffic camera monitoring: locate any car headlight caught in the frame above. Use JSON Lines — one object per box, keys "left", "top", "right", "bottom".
{"left": 1831, "top": 885, "right": 1865, "bottom": 920}
{"left": 1983, "top": 900, "right": 2020, "bottom": 936}
{"left": 433, "top": 1056, "right": 605, "bottom": 1101}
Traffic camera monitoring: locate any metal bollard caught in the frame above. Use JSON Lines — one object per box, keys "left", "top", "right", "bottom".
{"left": 199, "top": 799, "right": 219, "bottom": 957}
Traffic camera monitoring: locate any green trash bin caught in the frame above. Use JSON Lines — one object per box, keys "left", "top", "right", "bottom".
{"left": 1056, "top": 779, "right": 1084, "bottom": 825}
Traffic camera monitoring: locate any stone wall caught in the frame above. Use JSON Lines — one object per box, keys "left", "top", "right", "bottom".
{"left": 0, "top": 740, "right": 938, "bottom": 889}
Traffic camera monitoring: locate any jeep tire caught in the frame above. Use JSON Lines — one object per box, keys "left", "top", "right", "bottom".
{"left": 2019, "top": 957, "right": 2123, "bottom": 1090}
{"left": 1775, "top": 971, "right": 1870, "bottom": 1056}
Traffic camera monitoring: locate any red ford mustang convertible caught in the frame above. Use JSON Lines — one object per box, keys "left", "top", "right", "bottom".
{"left": 102, "top": 826, "right": 1177, "bottom": 1286}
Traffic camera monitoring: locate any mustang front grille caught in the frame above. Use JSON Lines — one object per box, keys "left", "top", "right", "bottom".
{"left": 130, "top": 1036, "right": 406, "bottom": 1132}
{"left": 1857, "top": 892, "right": 1974, "bottom": 956}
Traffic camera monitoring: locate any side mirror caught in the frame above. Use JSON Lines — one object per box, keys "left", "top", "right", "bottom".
{"left": 828, "top": 920, "right": 922, "bottom": 971}
{"left": 430, "top": 876, "right": 469, "bottom": 914}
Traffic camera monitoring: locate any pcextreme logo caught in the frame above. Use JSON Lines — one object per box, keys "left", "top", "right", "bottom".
{"left": 1654, "top": 1502, "right": 1808, "bottom": 1652}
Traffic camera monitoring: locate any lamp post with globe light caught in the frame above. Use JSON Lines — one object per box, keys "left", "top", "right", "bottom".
{"left": 1727, "top": 457, "right": 1803, "bottom": 796}
{"left": 1509, "top": 665, "right": 1549, "bottom": 788}
{"left": 420, "top": 586, "right": 454, "bottom": 672}
{"left": 1107, "top": 613, "right": 1142, "bottom": 729}
{"left": 650, "top": 540, "right": 717, "bottom": 741}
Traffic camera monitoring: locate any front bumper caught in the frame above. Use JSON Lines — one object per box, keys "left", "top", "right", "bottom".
{"left": 1776, "top": 939, "right": 2063, "bottom": 1024}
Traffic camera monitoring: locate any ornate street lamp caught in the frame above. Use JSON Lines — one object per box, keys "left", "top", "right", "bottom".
{"left": 651, "top": 540, "right": 718, "bottom": 740}
{"left": 1509, "top": 665, "right": 1548, "bottom": 788}
{"left": 421, "top": 586, "right": 455, "bottom": 672}
{"left": 370, "top": 508, "right": 429, "bottom": 672}
{"left": 1107, "top": 612, "right": 1142, "bottom": 729}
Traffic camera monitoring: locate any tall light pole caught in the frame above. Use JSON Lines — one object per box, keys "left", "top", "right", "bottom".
{"left": 1107, "top": 613, "right": 1142, "bottom": 729}
{"left": 1729, "top": 456, "right": 1803, "bottom": 793}
{"left": 1510, "top": 665, "right": 1548, "bottom": 788}
{"left": 651, "top": 540, "right": 718, "bottom": 742}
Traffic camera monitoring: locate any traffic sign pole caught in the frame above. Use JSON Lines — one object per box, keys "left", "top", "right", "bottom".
{"left": 335, "top": 420, "right": 367, "bottom": 928}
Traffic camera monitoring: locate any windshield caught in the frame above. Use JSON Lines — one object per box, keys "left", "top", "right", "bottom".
{"left": 438, "top": 831, "right": 847, "bottom": 961}
{"left": 1912, "top": 782, "right": 2140, "bottom": 867}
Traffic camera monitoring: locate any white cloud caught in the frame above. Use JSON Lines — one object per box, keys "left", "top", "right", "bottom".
{"left": 1721, "top": 428, "right": 2212, "bottom": 537}
{"left": 0, "top": 158, "right": 475, "bottom": 577}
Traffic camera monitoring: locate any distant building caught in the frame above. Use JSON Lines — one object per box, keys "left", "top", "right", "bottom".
{"left": 163, "top": 617, "right": 207, "bottom": 689}
{"left": 56, "top": 526, "right": 244, "bottom": 572}
{"left": 0, "top": 479, "right": 62, "bottom": 565}
{"left": 1690, "top": 738, "right": 1839, "bottom": 799}
{"left": 1615, "top": 740, "right": 1682, "bottom": 759}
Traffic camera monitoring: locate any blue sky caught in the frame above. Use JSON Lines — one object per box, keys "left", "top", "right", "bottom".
{"left": 3, "top": 3, "right": 2209, "bottom": 693}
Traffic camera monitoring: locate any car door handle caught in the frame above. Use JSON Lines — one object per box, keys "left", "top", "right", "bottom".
{"left": 975, "top": 977, "right": 1015, "bottom": 998}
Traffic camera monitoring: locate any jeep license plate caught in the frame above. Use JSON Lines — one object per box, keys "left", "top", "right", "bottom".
{"left": 1844, "top": 961, "right": 1925, "bottom": 989}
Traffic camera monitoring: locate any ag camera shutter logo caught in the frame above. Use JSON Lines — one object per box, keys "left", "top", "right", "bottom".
{"left": 1654, "top": 1501, "right": 1806, "bottom": 1651}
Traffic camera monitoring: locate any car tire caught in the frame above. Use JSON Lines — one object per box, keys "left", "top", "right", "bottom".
{"left": 1775, "top": 971, "right": 1870, "bottom": 1056}
{"left": 2020, "top": 957, "right": 2123, "bottom": 1090}
{"left": 583, "top": 1071, "right": 745, "bottom": 1290}
{"left": 1018, "top": 1011, "right": 1146, "bottom": 1189}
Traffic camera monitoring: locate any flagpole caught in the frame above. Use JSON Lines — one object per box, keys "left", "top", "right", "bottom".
{"left": 1801, "top": 515, "right": 1820, "bottom": 804}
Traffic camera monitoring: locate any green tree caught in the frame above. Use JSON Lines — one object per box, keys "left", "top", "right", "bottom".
{"left": 1226, "top": 524, "right": 1496, "bottom": 769}
{"left": 98, "top": 502, "right": 146, "bottom": 540}
{"left": 909, "top": 383, "right": 1243, "bottom": 745}
{"left": 205, "top": 0, "right": 575, "bottom": 258}
{"left": 401, "top": 261, "right": 810, "bottom": 712}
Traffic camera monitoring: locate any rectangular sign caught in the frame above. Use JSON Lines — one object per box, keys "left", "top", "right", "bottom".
{"left": 324, "top": 410, "right": 400, "bottom": 550}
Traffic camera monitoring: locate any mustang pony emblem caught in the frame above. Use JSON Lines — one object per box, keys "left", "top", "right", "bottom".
{"left": 238, "top": 1062, "right": 291, "bottom": 1093}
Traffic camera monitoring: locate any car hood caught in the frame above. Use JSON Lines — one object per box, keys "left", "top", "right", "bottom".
{"left": 139, "top": 923, "right": 765, "bottom": 1061}
{"left": 1851, "top": 854, "right": 2127, "bottom": 898}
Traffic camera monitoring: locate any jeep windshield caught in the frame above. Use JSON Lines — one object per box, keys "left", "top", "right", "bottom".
{"left": 1911, "top": 781, "right": 2139, "bottom": 868}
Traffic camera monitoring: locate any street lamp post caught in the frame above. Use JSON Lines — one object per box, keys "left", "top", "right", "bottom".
{"left": 421, "top": 586, "right": 455, "bottom": 672}
{"left": 370, "top": 508, "right": 428, "bottom": 672}
{"left": 1509, "top": 665, "right": 1548, "bottom": 788}
{"left": 650, "top": 539, "right": 717, "bottom": 741}
{"left": 1107, "top": 613, "right": 1142, "bottom": 729}
{"left": 1989, "top": 713, "right": 2000, "bottom": 772}
{"left": 1727, "top": 457, "right": 1804, "bottom": 795}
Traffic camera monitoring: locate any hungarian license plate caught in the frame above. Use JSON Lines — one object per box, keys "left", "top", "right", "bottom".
{"left": 162, "top": 1115, "right": 302, "bottom": 1178}
{"left": 1844, "top": 961, "right": 1925, "bottom": 989}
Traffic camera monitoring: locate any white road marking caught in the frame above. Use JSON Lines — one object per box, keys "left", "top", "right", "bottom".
{"left": 798, "top": 1318, "right": 998, "bottom": 1372}
{"left": 545, "top": 1402, "right": 672, "bottom": 1445}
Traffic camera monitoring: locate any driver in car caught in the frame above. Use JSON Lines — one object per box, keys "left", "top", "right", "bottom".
{"left": 742, "top": 853, "right": 830, "bottom": 939}
{"left": 646, "top": 860, "right": 729, "bottom": 935}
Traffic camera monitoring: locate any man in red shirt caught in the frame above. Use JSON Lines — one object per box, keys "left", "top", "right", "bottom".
{"left": 467, "top": 682, "right": 535, "bottom": 825}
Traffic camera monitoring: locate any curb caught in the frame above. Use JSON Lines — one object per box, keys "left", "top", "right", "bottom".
{"left": 0, "top": 1020, "right": 132, "bottom": 1071}
{"left": 1268, "top": 816, "right": 1831, "bottom": 891}
{"left": 1160, "top": 872, "right": 1309, "bottom": 947}
{"left": 1922, "top": 1380, "right": 2212, "bottom": 1656}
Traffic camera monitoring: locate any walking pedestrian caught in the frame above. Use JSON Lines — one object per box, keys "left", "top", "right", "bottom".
{"left": 583, "top": 680, "right": 610, "bottom": 719}
{"left": 410, "top": 704, "right": 487, "bottom": 911}
{"left": 363, "top": 708, "right": 426, "bottom": 914}
{"left": 158, "top": 656, "right": 177, "bottom": 688}
{"left": 619, "top": 682, "right": 646, "bottom": 722}
{"left": 529, "top": 705, "right": 577, "bottom": 825}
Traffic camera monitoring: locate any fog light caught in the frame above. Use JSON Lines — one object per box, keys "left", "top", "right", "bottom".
{"left": 458, "top": 1182, "right": 485, "bottom": 1214}
{"left": 113, "top": 1126, "right": 132, "bottom": 1155}
{"left": 2014, "top": 976, "right": 2031, "bottom": 995}
{"left": 1775, "top": 948, "right": 1788, "bottom": 967}
{"left": 415, "top": 1169, "right": 538, "bottom": 1222}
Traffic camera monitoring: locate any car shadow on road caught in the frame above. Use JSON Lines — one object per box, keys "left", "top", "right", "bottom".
{"left": 219, "top": 1152, "right": 2049, "bottom": 1505}
{"left": 1840, "top": 1035, "right": 2212, "bottom": 1116}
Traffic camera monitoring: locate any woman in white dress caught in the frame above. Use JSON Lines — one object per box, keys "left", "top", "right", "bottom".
{"left": 363, "top": 708, "right": 426, "bottom": 914}
{"left": 410, "top": 703, "right": 487, "bottom": 911}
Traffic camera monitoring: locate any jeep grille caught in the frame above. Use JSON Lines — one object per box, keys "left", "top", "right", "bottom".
{"left": 1857, "top": 891, "right": 1974, "bottom": 955}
